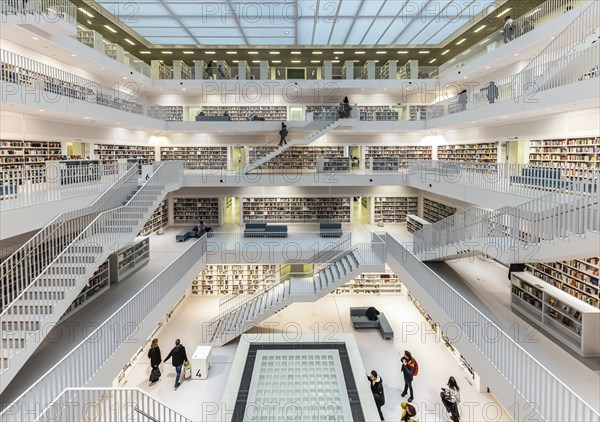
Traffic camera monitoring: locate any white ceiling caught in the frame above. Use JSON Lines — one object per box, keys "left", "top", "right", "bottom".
{"left": 96, "top": 0, "right": 495, "bottom": 46}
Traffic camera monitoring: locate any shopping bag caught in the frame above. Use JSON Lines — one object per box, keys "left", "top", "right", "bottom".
{"left": 184, "top": 361, "right": 192, "bottom": 379}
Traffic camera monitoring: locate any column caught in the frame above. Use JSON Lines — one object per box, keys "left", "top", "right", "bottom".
{"left": 194, "top": 60, "right": 206, "bottom": 80}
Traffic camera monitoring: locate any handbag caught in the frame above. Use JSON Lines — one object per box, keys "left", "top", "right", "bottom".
{"left": 149, "top": 367, "right": 161, "bottom": 383}
{"left": 184, "top": 361, "right": 192, "bottom": 379}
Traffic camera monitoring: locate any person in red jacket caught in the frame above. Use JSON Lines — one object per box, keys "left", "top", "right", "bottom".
{"left": 401, "top": 350, "right": 416, "bottom": 402}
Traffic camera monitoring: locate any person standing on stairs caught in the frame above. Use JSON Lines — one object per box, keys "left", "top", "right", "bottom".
{"left": 164, "top": 339, "right": 188, "bottom": 390}
{"left": 367, "top": 370, "right": 385, "bottom": 421}
{"left": 148, "top": 338, "right": 162, "bottom": 384}
{"left": 278, "top": 122, "right": 288, "bottom": 146}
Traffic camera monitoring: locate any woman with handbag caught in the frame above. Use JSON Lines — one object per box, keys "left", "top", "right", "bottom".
{"left": 147, "top": 339, "right": 162, "bottom": 384}
{"left": 441, "top": 376, "right": 461, "bottom": 422}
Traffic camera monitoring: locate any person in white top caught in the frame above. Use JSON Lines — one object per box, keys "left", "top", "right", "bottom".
{"left": 503, "top": 15, "right": 515, "bottom": 43}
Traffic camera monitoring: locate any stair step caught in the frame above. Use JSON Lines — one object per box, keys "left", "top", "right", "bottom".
{"left": 4, "top": 302, "right": 54, "bottom": 316}
{"left": 21, "top": 289, "right": 65, "bottom": 301}
{"left": 1, "top": 337, "right": 26, "bottom": 349}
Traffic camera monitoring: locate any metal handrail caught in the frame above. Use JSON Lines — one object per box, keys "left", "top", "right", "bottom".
{"left": 0, "top": 163, "right": 138, "bottom": 310}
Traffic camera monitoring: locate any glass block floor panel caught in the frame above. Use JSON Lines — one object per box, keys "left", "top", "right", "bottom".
{"left": 245, "top": 350, "right": 353, "bottom": 421}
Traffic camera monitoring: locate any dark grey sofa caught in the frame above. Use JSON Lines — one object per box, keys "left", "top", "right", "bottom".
{"left": 244, "top": 223, "right": 288, "bottom": 238}
{"left": 320, "top": 222, "right": 343, "bottom": 238}
{"left": 350, "top": 307, "right": 394, "bottom": 340}
{"left": 176, "top": 227, "right": 196, "bottom": 242}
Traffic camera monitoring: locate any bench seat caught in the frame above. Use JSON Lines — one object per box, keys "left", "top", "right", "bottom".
{"left": 350, "top": 307, "right": 394, "bottom": 340}
{"left": 176, "top": 227, "right": 196, "bottom": 242}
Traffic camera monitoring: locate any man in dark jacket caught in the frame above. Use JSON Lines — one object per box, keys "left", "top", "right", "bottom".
{"left": 401, "top": 350, "right": 415, "bottom": 402}
{"left": 366, "top": 306, "right": 380, "bottom": 321}
{"left": 367, "top": 370, "right": 385, "bottom": 421}
{"left": 164, "top": 339, "right": 188, "bottom": 390}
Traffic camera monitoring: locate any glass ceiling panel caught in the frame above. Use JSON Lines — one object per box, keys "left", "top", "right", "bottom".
{"left": 128, "top": 17, "right": 180, "bottom": 28}
{"left": 335, "top": 0, "right": 362, "bottom": 17}
{"left": 354, "top": 0, "right": 386, "bottom": 16}
{"left": 179, "top": 17, "right": 239, "bottom": 27}
{"left": 344, "top": 18, "right": 373, "bottom": 45}
{"left": 97, "top": 2, "right": 168, "bottom": 16}
{"left": 145, "top": 36, "right": 195, "bottom": 44}
{"left": 427, "top": 17, "right": 472, "bottom": 44}
{"left": 297, "top": 18, "right": 315, "bottom": 45}
{"left": 188, "top": 27, "right": 243, "bottom": 37}
{"left": 361, "top": 17, "right": 394, "bottom": 44}
{"left": 395, "top": 20, "right": 427, "bottom": 44}
{"left": 313, "top": 20, "right": 336, "bottom": 45}
{"left": 135, "top": 27, "right": 190, "bottom": 37}
{"left": 380, "top": 1, "right": 404, "bottom": 16}
{"left": 329, "top": 17, "right": 353, "bottom": 44}
{"left": 247, "top": 37, "right": 293, "bottom": 45}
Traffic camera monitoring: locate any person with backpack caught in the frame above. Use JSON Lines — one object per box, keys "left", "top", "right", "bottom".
{"left": 278, "top": 122, "right": 288, "bottom": 146}
{"left": 401, "top": 350, "right": 418, "bottom": 402}
{"left": 367, "top": 370, "right": 385, "bottom": 421}
{"left": 147, "top": 338, "right": 161, "bottom": 384}
{"left": 441, "top": 376, "right": 461, "bottom": 422}
{"left": 400, "top": 402, "right": 418, "bottom": 422}
{"left": 163, "top": 339, "right": 188, "bottom": 390}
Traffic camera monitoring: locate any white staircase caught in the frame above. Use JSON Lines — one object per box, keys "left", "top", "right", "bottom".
{"left": 242, "top": 120, "right": 342, "bottom": 174}
{"left": 0, "top": 161, "right": 183, "bottom": 391}
{"left": 209, "top": 245, "right": 384, "bottom": 346}
{"left": 414, "top": 180, "right": 600, "bottom": 263}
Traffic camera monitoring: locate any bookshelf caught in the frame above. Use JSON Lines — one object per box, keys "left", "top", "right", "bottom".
{"left": 242, "top": 197, "right": 351, "bottom": 223}
{"left": 334, "top": 268, "right": 402, "bottom": 294}
{"left": 61, "top": 260, "right": 110, "bottom": 320}
{"left": 365, "top": 146, "right": 432, "bottom": 169}
{"left": 247, "top": 146, "right": 345, "bottom": 171}
{"left": 407, "top": 214, "right": 431, "bottom": 233}
{"left": 511, "top": 271, "right": 600, "bottom": 357}
{"left": 373, "top": 197, "right": 418, "bottom": 224}
{"left": 408, "top": 105, "right": 428, "bottom": 121}
{"left": 529, "top": 138, "right": 599, "bottom": 179}
{"left": 305, "top": 106, "right": 338, "bottom": 121}
{"left": 160, "top": 146, "right": 228, "bottom": 170}
{"left": 437, "top": 142, "right": 498, "bottom": 163}
{"left": 139, "top": 200, "right": 168, "bottom": 236}
{"left": 93, "top": 144, "right": 155, "bottom": 164}
{"left": 423, "top": 198, "right": 457, "bottom": 223}
{"left": 200, "top": 105, "right": 287, "bottom": 121}
{"left": 526, "top": 257, "right": 599, "bottom": 308}
{"left": 172, "top": 197, "right": 221, "bottom": 226}
{"left": 317, "top": 157, "right": 351, "bottom": 173}
{"left": 191, "top": 264, "right": 278, "bottom": 295}
{"left": 359, "top": 106, "right": 398, "bottom": 121}
{"left": 1, "top": 140, "right": 62, "bottom": 174}
{"left": 109, "top": 237, "right": 150, "bottom": 283}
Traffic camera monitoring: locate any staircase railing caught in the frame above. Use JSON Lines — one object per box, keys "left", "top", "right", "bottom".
{"left": 35, "top": 387, "right": 193, "bottom": 422}
{"left": 211, "top": 233, "right": 352, "bottom": 323}
{"left": 0, "top": 232, "right": 208, "bottom": 421}
{"left": 0, "top": 0, "right": 76, "bottom": 23}
{"left": 414, "top": 178, "right": 599, "bottom": 254}
{"left": 0, "top": 162, "right": 139, "bottom": 310}
{"left": 380, "top": 233, "right": 600, "bottom": 422}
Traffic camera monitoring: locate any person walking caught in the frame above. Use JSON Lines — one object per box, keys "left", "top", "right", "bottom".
{"left": 367, "top": 370, "right": 385, "bottom": 421}
{"left": 206, "top": 61, "right": 214, "bottom": 79}
{"left": 503, "top": 15, "right": 515, "bottom": 43}
{"left": 486, "top": 81, "right": 499, "bottom": 104}
{"left": 163, "top": 339, "right": 188, "bottom": 390}
{"left": 400, "top": 402, "right": 418, "bottom": 422}
{"left": 441, "top": 376, "right": 461, "bottom": 422}
{"left": 217, "top": 64, "right": 226, "bottom": 79}
{"left": 147, "top": 339, "right": 162, "bottom": 384}
{"left": 458, "top": 89, "right": 468, "bottom": 112}
{"left": 278, "top": 122, "right": 288, "bottom": 146}
{"left": 401, "top": 350, "right": 416, "bottom": 403}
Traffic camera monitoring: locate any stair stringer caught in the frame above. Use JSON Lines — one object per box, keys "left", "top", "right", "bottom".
{"left": 209, "top": 259, "right": 384, "bottom": 346}
{"left": 242, "top": 120, "right": 342, "bottom": 174}
{"left": 0, "top": 175, "right": 182, "bottom": 392}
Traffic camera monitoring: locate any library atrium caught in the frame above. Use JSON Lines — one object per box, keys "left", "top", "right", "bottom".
{"left": 0, "top": 0, "right": 599, "bottom": 421}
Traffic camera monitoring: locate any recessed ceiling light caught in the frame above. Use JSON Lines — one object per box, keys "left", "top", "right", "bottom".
{"left": 252, "top": 60, "right": 260, "bottom": 63}
{"left": 311, "top": 60, "right": 320, "bottom": 63}
{"left": 71, "top": 54, "right": 76, "bottom": 57}
{"left": 474, "top": 25, "right": 486, "bottom": 33}
{"left": 31, "top": 36, "right": 39, "bottom": 40}
{"left": 376, "top": 51, "right": 386, "bottom": 54}
{"left": 284, "top": 31, "right": 290, "bottom": 35}
{"left": 140, "top": 51, "right": 151, "bottom": 54}
{"left": 272, "top": 60, "right": 281, "bottom": 63}
{"left": 397, "top": 51, "right": 408, "bottom": 54}
{"left": 104, "top": 25, "right": 117, "bottom": 33}
{"left": 441, "top": 50, "right": 450, "bottom": 55}
{"left": 122, "top": 76, "right": 127, "bottom": 79}
{"left": 38, "top": 109, "right": 44, "bottom": 112}
{"left": 116, "top": 122, "right": 121, "bottom": 125}
{"left": 355, "top": 51, "right": 365, "bottom": 54}
{"left": 478, "top": 38, "right": 490, "bottom": 45}
{"left": 226, "top": 51, "right": 237, "bottom": 54}
{"left": 232, "top": 60, "right": 239, "bottom": 63}
{"left": 248, "top": 51, "right": 259, "bottom": 55}
{"left": 429, "top": 59, "right": 437, "bottom": 63}
{"left": 485, "top": 66, "right": 490, "bottom": 69}
{"left": 84, "top": 117, "right": 90, "bottom": 119}
{"left": 162, "top": 51, "right": 173, "bottom": 54}
{"left": 334, "top": 51, "right": 344, "bottom": 54}
{"left": 463, "top": 76, "right": 468, "bottom": 79}
{"left": 124, "top": 38, "right": 135, "bottom": 45}
{"left": 291, "top": 51, "right": 301, "bottom": 55}
{"left": 501, "top": 116, "right": 507, "bottom": 119}
{"left": 183, "top": 51, "right": 194, "bottom": 54}
{"left": 456, "top": 38, "right": 467, "bottom": 45}
{"left": 312, "top": 51, "right": 322, "bottom": 55}
{"left": 462, "top": 49, "right": 471, "bottom": 55}
{"left": 496, "top": 8, "right": 511, "bottom": 18}
{"left": 269, "top": 51, "right": 280, "bottom": 55}
{"left": 205, "top": 51, "right": 216, "bottom": 54}
{"left": 448, "top": 58, "right": 456, "bottom": 63}
{"left": 514, "top": 53, "right": 519, "bottom": 56}
{"left": 78, "top": 7, "right": 94, "bottom": 18}
{"left": 374, "top": 60, "right": 379, "bottom": 63}
{"left": 291, "top": 60, "right": 301, "bottom": 63}
{"left": 332, "top": 60, "right": 340, "bottom": 63}
{"left": 418, "top": 51, "right": 429, "bottom": 54}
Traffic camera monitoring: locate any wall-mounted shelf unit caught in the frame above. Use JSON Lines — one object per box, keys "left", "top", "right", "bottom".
{"left": 526, "top": 257, "right": 599, "bottom": 308}
{"left": 200, "top": 105, "right": 287, "bottom": 121}
{"left": 407, "top": 214, "right": 431, "bottom": 233}
{"left": 191, "top": 264, "right": 278, "bottom": 295}
{"left": 408, "top": 105, "right": 428, "bottom": 121}
{"left": 423, "top": 198, "right": 457, "bottom": 223}
{"left": 242, "top": 197, "right": 351, "bottom": 223}
{"left": 437, "top": 142, "right": 498, "bottom": 163}
{"left": 317, "top": 157, "right": 351, "bottom": 173}
{"left": 359, "top": 106, "right": 398, "bottom": 121}
{"left": 0, "top": 140, "right": 63, "bottom": 175}
{"left": 248, "top": 146, "right": 345, "bottom": 171}
{"left": 61, "top": 260, "right": 110, "bottom": 320}
{"left": 172, "top": 197, "right": 221, "bottom": 225}
{"left": 365, "top": 146, "right": 432, "bottom": 168}
{"left": 93, "top": 144, "right": 155, "bottom": 164}
{"left": 529, "top": 138, "right": 599, "bottom": 179}
{"left": 374, "top": 197, "right": 418, "bottom": 224}
{"left": 109, "top": 237, "right": 150, "bottom": 283}
{"left": 139, "top": 200, "right": 168, "bottom": 236}
{"left": 511, "top": 271, "right": 600, "bottom": 357}
{"left": 160, "top": 146, "right": 228, "bottom": 170}
{"left": 334, "top": 268, "right": 402, "bottom": 294}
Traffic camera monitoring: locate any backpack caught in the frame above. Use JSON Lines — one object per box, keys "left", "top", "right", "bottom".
{"left": 412, "top": 359, "right": 419, "bottom": 376}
